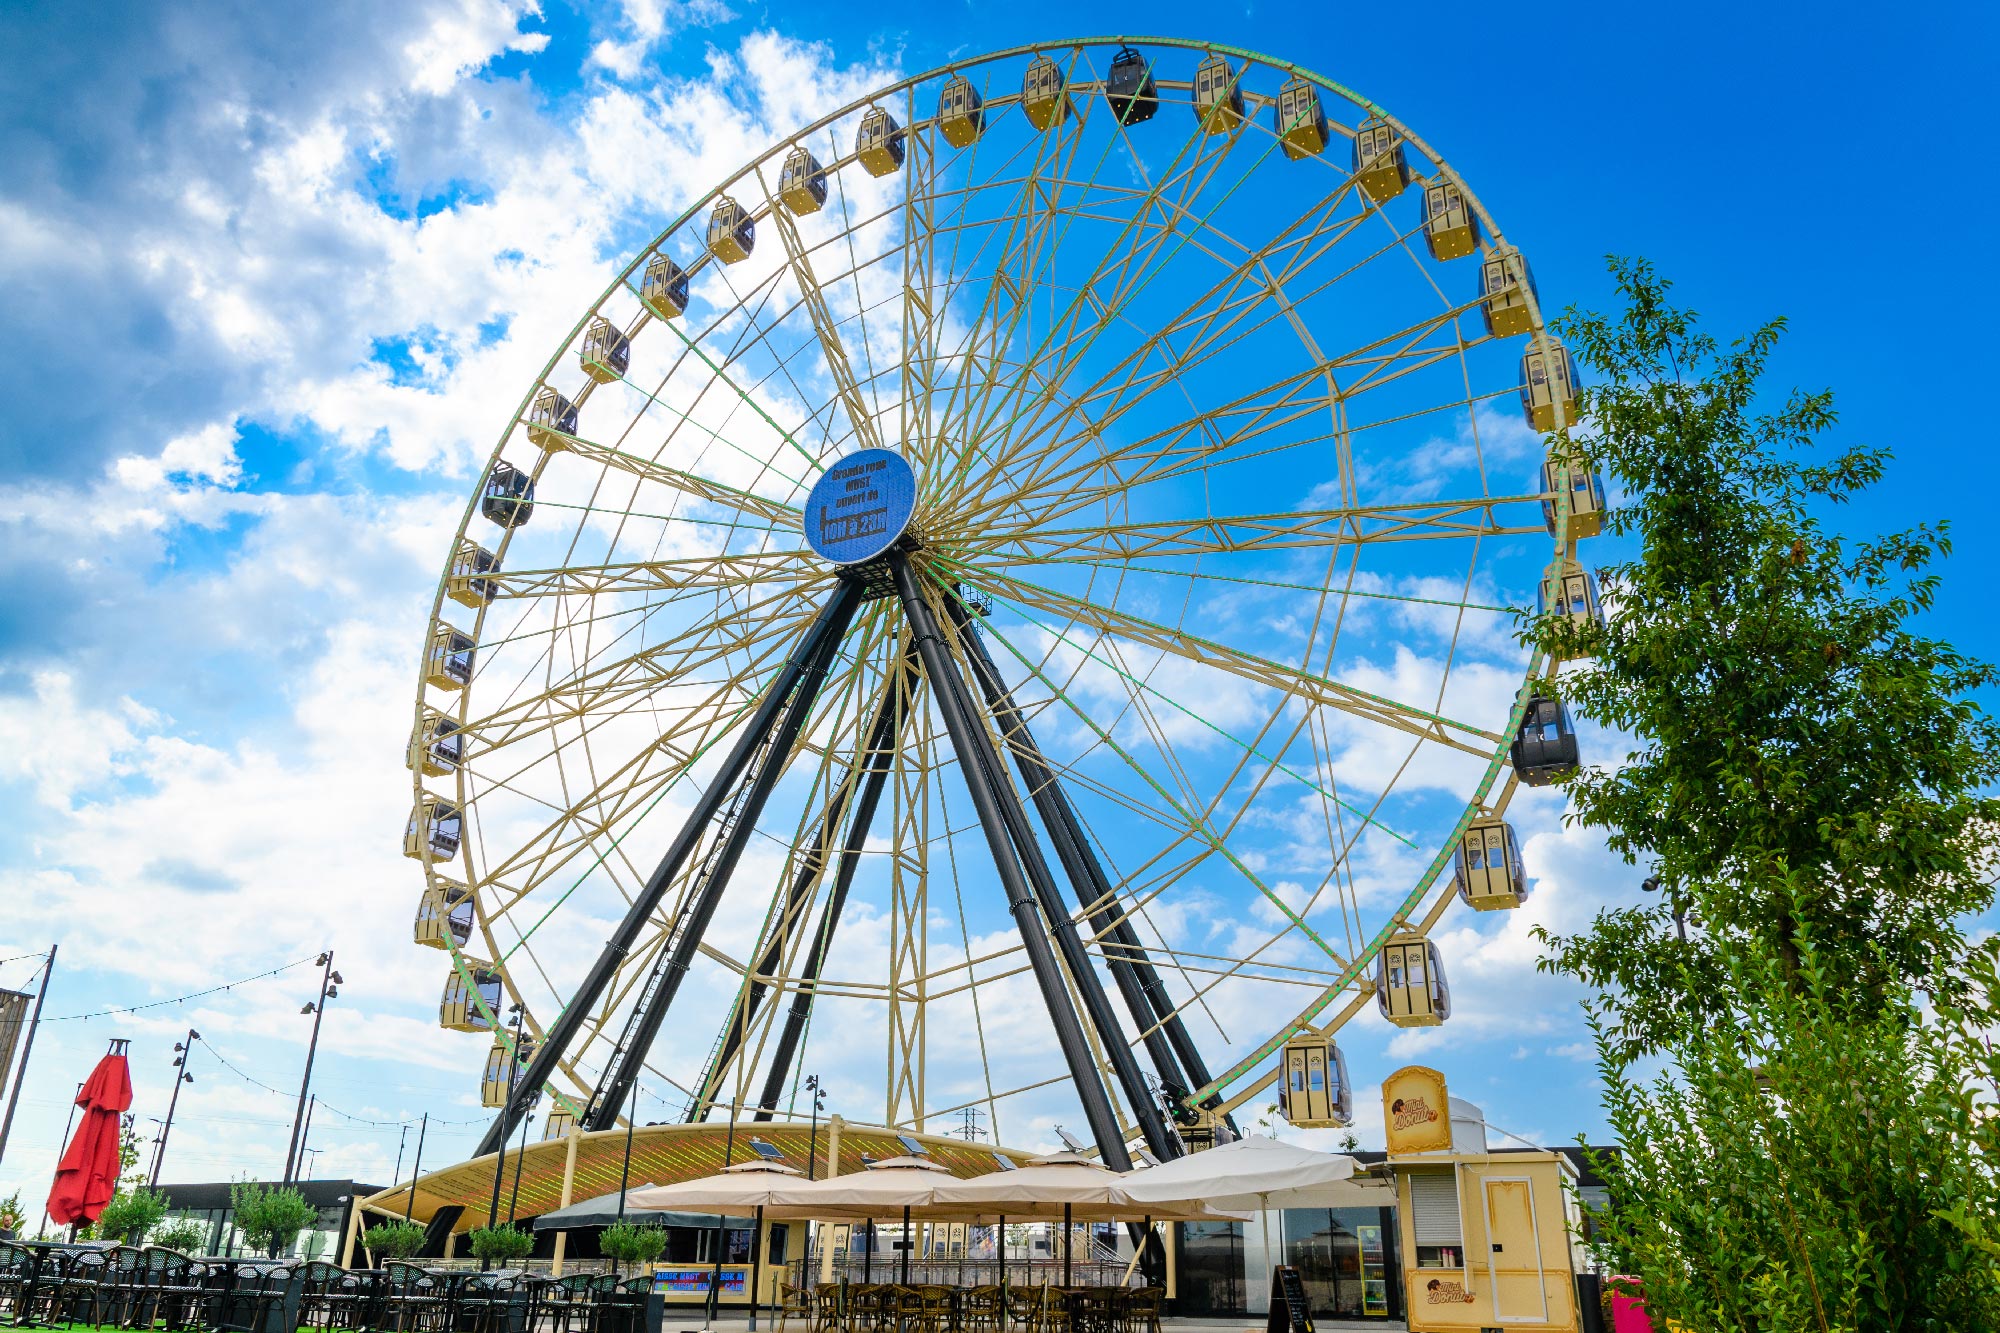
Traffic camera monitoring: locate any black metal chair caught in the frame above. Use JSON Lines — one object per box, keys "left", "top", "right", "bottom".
{"left": 380, "top": 1262, "right": 448, "bottom": 1333}
{"left": 0, "top": 1243, "right": 39, "bottom": 1325}
{"left": 527, "top": 1273, "right": 594, "bottom": 1333}
{"left": 457, "top": 1270, "right": 520, "bottom": 1333}
{"left": 136, "top": 1247, "right": 209, "bottom": 1331}
{"left": 297, "top": 1259, "right": 368, "bottom": 1333}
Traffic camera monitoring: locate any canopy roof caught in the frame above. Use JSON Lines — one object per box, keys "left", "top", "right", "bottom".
{"left": 360, "top": 1119, "right": 1035, "bottom": 1234}
{"left": 529, "top": 1188, "right": 752, "bottom": 1233}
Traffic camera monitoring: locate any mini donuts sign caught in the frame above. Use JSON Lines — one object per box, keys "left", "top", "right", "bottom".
{"left": 1381, "top": 1065, "right": 1453, "bottom": 1155}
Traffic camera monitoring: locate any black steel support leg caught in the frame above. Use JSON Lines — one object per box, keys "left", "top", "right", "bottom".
{"left": 889, "top": 552, "right": 1131, "bottom": 1169}
{"left": 949, "top": 597, "right": 1228, "bottom": 1135}
{"left": 581, "top": 583, "right": 862, "bottom": 1129}
{"left": 751, "top": 649, "right": 921, "bottom": 1121}
{"left": 693, "top": 646, "right": 921, "bottom": 1121}
{"left": 474, "top": 580, "right": 865, "bottom": 1157}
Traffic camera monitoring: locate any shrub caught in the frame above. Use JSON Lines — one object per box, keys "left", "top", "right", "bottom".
{"left": 466, "top": 1224, "right": 536, "bottom": 1264}
{"left": 600, "top": 1219, "right": 668, "bottom": 1266}
{"left": 231, "top": 1182, "right": 318, "bottom": 1255}
{"left": 366, "top": 1219, "right": 429, "bottom": 1259}
{"left": 96, "top": 1188, "right": 169, "bottom": 1244}
{"left": 152, "top": 1218, "right": 210, "bottom": 1253}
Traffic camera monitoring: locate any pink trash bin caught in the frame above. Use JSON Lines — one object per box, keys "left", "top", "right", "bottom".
{"left": 1608, "top": 1278, "right": 1655, "bottom": 1333}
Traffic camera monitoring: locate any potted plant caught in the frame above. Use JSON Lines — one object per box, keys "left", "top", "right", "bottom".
{"left": 599, "top": 1219, "right": 667, "bottom": 1275}
{"left": 231, "top": 1182, "right": 319, "bottom": 1258}
{"left": 152, "top": 1218, "right": 209, "bottom": 1254}
{"left": 95, "top": 1188, "right": 169, "bottom": 1246}
{"left": 466, "top": 1223, "right": 536, "bottom": 1266}
{"left": 0, "top": 1191, "right": 24, "bottom": 1241}
{"left": 366, "top": 1219, "right": 429, "bottom": 1260}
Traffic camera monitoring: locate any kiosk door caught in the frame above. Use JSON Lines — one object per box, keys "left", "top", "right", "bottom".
{"left": 1482, "top": 1177, "right": 1549, "bottom": 1324}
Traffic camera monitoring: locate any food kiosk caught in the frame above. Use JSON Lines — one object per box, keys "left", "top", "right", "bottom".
{"left": 1382, "top": 1066, "right": 1584, "bottom": 1331}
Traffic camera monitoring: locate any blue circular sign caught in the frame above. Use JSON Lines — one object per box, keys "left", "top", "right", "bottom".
{"left": 802, "top": 447, "right": 918, "bottom": 565}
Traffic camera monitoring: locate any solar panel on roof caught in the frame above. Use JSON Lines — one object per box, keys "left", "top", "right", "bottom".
{"left": 749, "top": 1138, "right": 786, "bottom": 1161}
{"left": 992, "top": 1153, "right": 1017, "bottom": 1171}
{"left": 897, "top": 1135, "right": 930, "bottom": 1156}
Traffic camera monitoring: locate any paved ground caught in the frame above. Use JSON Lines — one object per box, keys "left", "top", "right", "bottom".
{"left": 662, "top": 1318, "right": 1408, "bottom": 1333}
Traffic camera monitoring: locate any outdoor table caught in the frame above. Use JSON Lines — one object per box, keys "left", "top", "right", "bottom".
{"left": 202, "top": 1258, "right": 304, "bottom": 1333}
{"left": 4, "top": 1241, "right": 89, "bottom": 1329}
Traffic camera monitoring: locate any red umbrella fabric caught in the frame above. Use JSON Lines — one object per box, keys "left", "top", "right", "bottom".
{"left": 47, "top": 1049, "right": 133, "bottom": 1227}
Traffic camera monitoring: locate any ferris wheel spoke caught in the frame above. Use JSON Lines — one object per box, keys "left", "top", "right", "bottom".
{"left": 940, "top": 123, "right": 1254, "bottom": 504}
{"left": 966, "top": 495, "right": 1542, "bottom": 569}
{"left": 933, "top": 94, "right": 1236, "bottom": 500}
{"left": 460, "top": 586, "right": 822, "bottom": 754}
{"left": 939, "top": 105, "right": 1290, "bottom": 508}
{"left": 922, "top": 108, "right": 1106, "bottom": 499}
{"left": 928, "top": 567, "right": 1353, "bottom": 970}
{"left": 752, "top": 167, "right": 888, "bottom": 457}
{"left": 480, "top": 551, "right": 819, "bottom": 601}
{"left": 965, "top": 189, "right": 1426, "bottom": 515}
{"left": 531, "top": 425, "right": 802, "bottom": 526}
{"left": 949, "top": 560, "right": 1501, "bottom": 758}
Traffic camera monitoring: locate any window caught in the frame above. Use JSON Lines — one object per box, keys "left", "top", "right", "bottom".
{"left": 1408, "top": 1170, "right": 1462, "bottom": 1270}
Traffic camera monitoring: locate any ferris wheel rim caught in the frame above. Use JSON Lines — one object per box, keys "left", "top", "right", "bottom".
{"left": 408, "top": 33, "right": 1574, "bottom": 1135}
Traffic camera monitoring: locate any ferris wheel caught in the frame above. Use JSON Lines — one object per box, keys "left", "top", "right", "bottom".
{"left": 402, "top": 37, "right": 1599, "bottom": 1165}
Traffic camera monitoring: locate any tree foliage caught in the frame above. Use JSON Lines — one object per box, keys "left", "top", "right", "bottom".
{"left": 599, "top": 1219, "right": 669, "bottom": 1265}
{"left": 1586, "top": 935, "right": 2000, "bottom": 1330}
{"left": 230, "top": 1181, "right": 318, "bottom": 1254}
{"left": 365, "top": 1218, "right": 429, "bottom": 1259}
{"left": 95, "top": 1187, "right": 168, "bottom": 1243}
{"left": 467, "top": 1223, "right": 536, "bottom": 1263}
{"left": 1528, "top": 259, "right": 2000, "bottom": 1331}
{"left": 1533, "top": 258, "right": 2000, "bottom": 1061}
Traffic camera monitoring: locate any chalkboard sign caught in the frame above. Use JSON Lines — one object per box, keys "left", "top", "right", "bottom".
{"left": 1265, "top": 1266, "right": 1314, "bottom": 1333}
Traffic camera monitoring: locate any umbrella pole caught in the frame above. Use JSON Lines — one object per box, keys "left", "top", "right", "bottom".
{"left": 864, "top": 1220, "right": 874, "bottom": 1284}
{"left": 901, "top": 1206, "right": 911, "bottom": 1285}
{"left": 998, "top": 1215, "right": 1006, "bottom": 1297}
{"left": 749, "top": 1204, "right": 764, "bottom": 1333}
{"left": 1062, "top": 1204, "right": 1071, "bottom": 1288}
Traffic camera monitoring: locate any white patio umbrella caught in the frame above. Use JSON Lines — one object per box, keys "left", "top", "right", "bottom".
{"left": 1119, "top": 1136, "right": 1383, "bottom": 1212}
{"left": 1121, "top": 1136, "right": 1390, "bottom": 1284}
{"left": 763, "top": 1154, "right": 956, "bottom": 1285}
{"left": 626, "top": 1160, "right": 807, "bottom": 1332}
{"left": 932, "top": 1153, "right": 1245, "bottom": 1286}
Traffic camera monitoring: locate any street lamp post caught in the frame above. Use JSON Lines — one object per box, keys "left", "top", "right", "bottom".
{"left": 284, "top": 952, "right": 341, "bottom": 1185}
{"left": 150, "top": 1029, "right": 198, "bottom": 1187}
{"left": 804, "top": 1075, "right": 825, "bottom": 1181}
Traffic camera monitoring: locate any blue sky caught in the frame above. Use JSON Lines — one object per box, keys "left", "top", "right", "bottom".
{"left": 2, "top": 0, "right": 1994, "bottom": 1209}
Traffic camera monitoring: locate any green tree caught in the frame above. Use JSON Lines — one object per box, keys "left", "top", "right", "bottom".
{"left": 600, "top": 1219, "right": 668, "bottom": 1269}
{"left": 466, "top": 1223, "right": 536, "bottom": 1264}
{"left": 230, "top": 1181, "right": 318, "bottom": 1257}
{"left": 1533, "top": 258, "right": 2000, "bottom": 1061}
{"left": 1528, "top": 259, "right": 2000, "bottom": 1330}
{"left": 95, "top": 1187, "right": 168, "bottom": 1244}
{"left": 152, "top": 1217, "right": 210, "bottom": 1253}
{"left": 364, "top": 1218, "right": 429, "bottom": 1259}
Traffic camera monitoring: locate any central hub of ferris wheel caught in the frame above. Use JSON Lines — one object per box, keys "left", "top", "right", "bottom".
{"left": 801, "top": 446, "right": 920, "bottom": 566}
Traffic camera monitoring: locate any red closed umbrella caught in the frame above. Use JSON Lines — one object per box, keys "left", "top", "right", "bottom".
{"left": 48, "top": 1044, "right": 133, "bottom": 1227}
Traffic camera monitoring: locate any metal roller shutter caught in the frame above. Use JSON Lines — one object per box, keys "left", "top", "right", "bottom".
{"left": 1409, "top": 1169, "right": 1463, "bottom": 1245}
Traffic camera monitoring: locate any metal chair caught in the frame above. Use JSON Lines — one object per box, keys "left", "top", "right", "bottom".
{"left": 0, "top": 1242, "right": 45, "bottom": 1325}
{"left": 1116, "top": 1287, "right": 1161, "bottom": 1333}
{"left": 962, "top": 1285, "right": 1004, "bottom": 1333}
{"left": 457, "top": 1270, "right": 519, "bottom": 1333}
{"left": 381, "top": 1260, "right": 449, "bottom": 1333}
{"left": 137, "top": 1247, "right": 209, "bottom": 1331}
{"left": 531, "top": 1273, "right": 597, "bottom": 1333}
{"left": 297, "top": 1259, "right": 368, "bottom": 1333}
{"left": 773, "top": 1280, "right": 813, "bottom": 1333}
